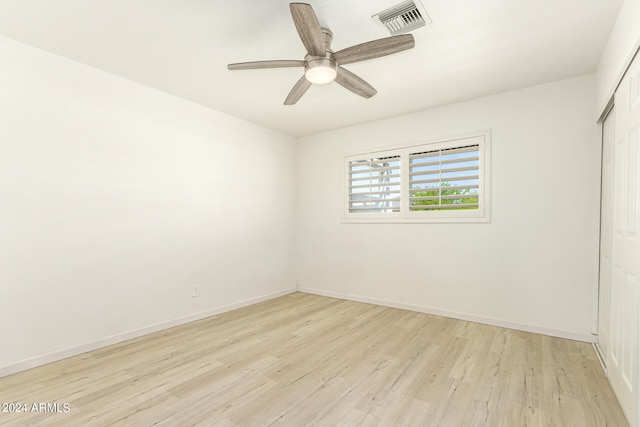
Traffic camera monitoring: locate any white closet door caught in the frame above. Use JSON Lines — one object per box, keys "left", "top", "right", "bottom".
{"left": 609, "top": 51, "right": 640, "bottom": 427}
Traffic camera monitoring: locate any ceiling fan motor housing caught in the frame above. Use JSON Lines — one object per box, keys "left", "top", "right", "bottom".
{"left": 304, "top": 53, "right": 337, "bottom": 85}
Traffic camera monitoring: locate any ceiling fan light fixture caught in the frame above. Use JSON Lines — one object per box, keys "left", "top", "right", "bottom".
{"left": 304, "top": 58, "right": 337, "bottom": 85}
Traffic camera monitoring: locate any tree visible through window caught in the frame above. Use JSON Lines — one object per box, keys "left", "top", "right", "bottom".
{"left": 409, "top": 145, "right": 480, "bottom": 211}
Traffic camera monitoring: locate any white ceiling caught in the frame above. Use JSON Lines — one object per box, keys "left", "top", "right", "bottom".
{"left": 0, "top": 0, "right": 624, "bottom": 137}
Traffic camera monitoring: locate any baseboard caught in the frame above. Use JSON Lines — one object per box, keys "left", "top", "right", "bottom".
{"left": 592, "top": 343, "right": 607, "bottom": 374}
{"left": 0, "top": 287, "right": 297, "bottom": 379}
{"left": 299, "top": 287, "right": 596, "bottom": 343}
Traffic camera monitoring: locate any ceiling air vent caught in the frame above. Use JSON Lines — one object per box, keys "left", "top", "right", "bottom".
{"left": 373, "top": 0, "right": 431, "bottom": 35}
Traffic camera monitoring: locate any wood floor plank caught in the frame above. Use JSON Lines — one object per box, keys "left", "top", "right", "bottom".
{"left": 0, "top": 293, "right": 630, "bottom": 426}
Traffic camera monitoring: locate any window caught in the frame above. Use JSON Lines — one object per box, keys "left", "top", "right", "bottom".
{"left": 344, "top": 131, "right": 490, "bottom": 223}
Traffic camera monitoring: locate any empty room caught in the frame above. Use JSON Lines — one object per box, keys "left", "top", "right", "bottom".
{"left": 1, "top": 0, "right": 639, "bottom": 426}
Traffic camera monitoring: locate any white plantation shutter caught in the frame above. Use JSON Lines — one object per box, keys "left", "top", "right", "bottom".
{"left": 344, "top": 132, "right": 490, "bottom": 223}
{"left": 348, "top": 155, "right": 401, "bottom": 213}
{"left": 409, "top": 144, "right": 480, "bottom": 211}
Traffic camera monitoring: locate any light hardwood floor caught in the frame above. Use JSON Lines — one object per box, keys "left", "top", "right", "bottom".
{"left": 0, "top": 293, "right": 629, "bottom": 426}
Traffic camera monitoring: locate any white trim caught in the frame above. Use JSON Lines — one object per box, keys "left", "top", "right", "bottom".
{"left": 298, "top": 287, "right": 596, "bottom": 343}
{"left": 0, "top": 287, "right": 297, "bottom": 379}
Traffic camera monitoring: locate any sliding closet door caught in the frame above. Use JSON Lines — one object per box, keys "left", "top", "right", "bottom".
{"left": 608, "top": 51, "right": 640, "bottom": 427}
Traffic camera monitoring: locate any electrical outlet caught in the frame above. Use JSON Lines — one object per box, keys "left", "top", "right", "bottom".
{"left": 192, "top": 285, "right": 200, "bottom": 298}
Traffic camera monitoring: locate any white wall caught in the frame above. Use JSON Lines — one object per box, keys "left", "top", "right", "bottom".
{"left": 297, "top": 75, "right": 599, "bottom": 340}
{"left": 0, "top": 35, "right": 296, "bottom": 373}
{"left": 596, "top": 0, "right": 640, "bottom": 115}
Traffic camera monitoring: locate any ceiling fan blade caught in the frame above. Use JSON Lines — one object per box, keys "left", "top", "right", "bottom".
{"left": 335, "top": 67, "right": 377, "bottom": 98}
{"left": 228, "top": 60, "right": 305, "bottom": 70}
{"left": 290, "top": 3, "right": 326, "bottom": 57}
{"left": 284, "top": 75, "right": 313, "bottom": 105}
{"left": 333, "top": 34, "right": 415, "bottom": 65}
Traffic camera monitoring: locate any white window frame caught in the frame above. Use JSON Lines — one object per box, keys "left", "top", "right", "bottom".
{"left": 343, "top": 130, "right": 491, "bottom": 224}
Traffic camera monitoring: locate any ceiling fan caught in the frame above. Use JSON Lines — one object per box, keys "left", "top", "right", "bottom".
{"left": 227, "top": 2, "right": 415, "bottom": 105}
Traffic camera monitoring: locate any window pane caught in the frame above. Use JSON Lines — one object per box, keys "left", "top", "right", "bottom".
{"left": 409, "top": 144, "right": 479, "bottom": 211}
{"left": 348, "top": 156, "right": 401, "bottom": 213}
